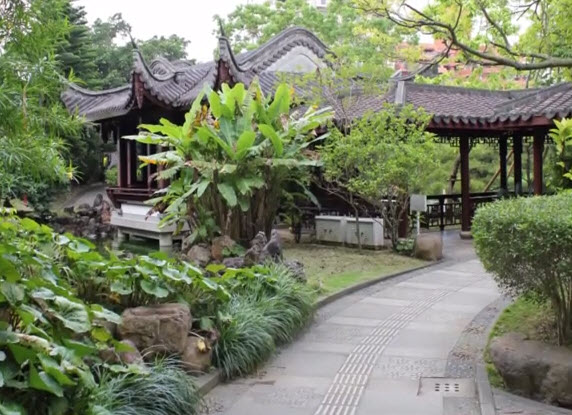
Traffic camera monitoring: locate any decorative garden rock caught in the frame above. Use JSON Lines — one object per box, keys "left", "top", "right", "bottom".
{"left": 75, "top": 203, "right": 92, "bottom": 217}
{"left": 100, "top": 339, "right": 143, "bottom": 365}
{"left": 284, "top": 259, "right": 306, "bottom": 282}
{"left": 490, "top": 332, "right": 572, "bottom": 407}
{"left": 186, "top": 244, "right": 212, "bottom": 267}
{"left": 118, "top": 303, "right": 191, "bottom": 356}
{"left": 211, "top": 235, "right": 236, "bottom": 262}
{"left": 263, "top": 229, "right": 283, "bottom": 261}
{"left": 181, "top": 336, "right": 212, "bottom": 373}
{"left": 244, "top": 231, "right": 267, "bottom": 265}
{"left": 222, "top": 256, "right": 245, "bottom": 268}
{"left": 413, "top": 233, "right": 443, "bottom": 261}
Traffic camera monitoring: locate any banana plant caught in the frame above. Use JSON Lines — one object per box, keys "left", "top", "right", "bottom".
{"left": 127, "top": 80, "right": 332, "bottom": 242}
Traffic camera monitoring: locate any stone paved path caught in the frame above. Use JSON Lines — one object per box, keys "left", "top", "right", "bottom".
{"left": 203, "top": 234, "right": 501, "bottom": 415}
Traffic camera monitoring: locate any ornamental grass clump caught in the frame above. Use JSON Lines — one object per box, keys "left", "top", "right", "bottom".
{"left": 88, "top": 359, "right": 201, "bottom": 415}
{"left": 213, "top": 265, "right": 315, "bottom": 379}
{"left": 472, "top": 192, "right": 572, "bottom": 345}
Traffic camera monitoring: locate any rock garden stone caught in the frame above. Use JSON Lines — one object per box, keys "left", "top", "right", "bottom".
{"left": 244, "top": 231, "right": 267, "bottom": 265}
{"left": 211, "top": 235, "right": 236, "bottom": 262}
{"left": 490, "top": 332, "right": 572, "bottom": 407}
{"left": 284, "top": 259, "right": 306, "bottom": 282}
{"left": 413, "top": 233, "right": 443, "bottom": 261}
{"left": 186, "top": 244, "right": 212, "bottom": 267}
{"left": 263, "top": 229, "right": 283, "bottom": 261}
{"left": 181, "top": 336, "right": 212, "bottom": 373}
{"left": 118, "top": 303, "right": 191, "bottom": 356}
{"left": 222, "top": 256, "right": 245, "bottom": 268}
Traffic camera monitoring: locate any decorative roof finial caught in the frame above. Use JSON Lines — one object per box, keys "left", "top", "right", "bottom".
{"left": 217, "top": 17, "right": 226, "bottom": 38}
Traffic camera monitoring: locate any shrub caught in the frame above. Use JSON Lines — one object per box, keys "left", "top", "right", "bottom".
{"left": 473, "top": 192, "right": 572, "bottom": 344}
{"left": 88, "top": 359, "right": 201, "bottom": 415}
{"left": 0, "top": 216, "right": 120, "bottom": 414}
{"left": 104, "top": 166, "right": 118, "bottom": 186}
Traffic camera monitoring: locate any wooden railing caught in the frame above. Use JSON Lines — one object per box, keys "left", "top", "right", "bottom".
{"left": 420, "top": 192, "right": 503, "bottom": 230}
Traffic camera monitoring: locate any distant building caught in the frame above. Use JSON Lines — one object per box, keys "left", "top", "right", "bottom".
{"left": 393, "top": 39, "right": 528, "bottom": 86}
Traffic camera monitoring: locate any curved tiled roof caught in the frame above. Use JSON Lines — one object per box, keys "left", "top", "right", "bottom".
{"left": 383, "top": 81, "right": 572, "bottom": 127}
{"left": 61, "top": 82, "right": 133, "bottom": 122}
{"left": 62, "top": 25, "right": 572, "bottom": 129}
{"left": 62, "top": 27, "right": 330, "bottom": 121}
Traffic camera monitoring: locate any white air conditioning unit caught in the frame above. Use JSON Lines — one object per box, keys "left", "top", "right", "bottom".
{"left": 315, "top": 215, "right": 347, "bottom": 244}
{"left": 345, "top": 217, "right": 384, "bottom": 248}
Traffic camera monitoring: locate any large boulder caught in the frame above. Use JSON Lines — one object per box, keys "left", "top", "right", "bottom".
{"left": 211, "top": 235, "right": 236, "bottom": 262}
{"left": 118, "top": 304, "right": 191, "bottom": 356}
{"left": 413, "top": 233, "right": 443, "bottom": 261}
{"left": 489, "top": 332, "right": 572, "bottom": 407}
{"left": 185, "top": 244, "right": 212, "bottom": 267}
{"left": 181, "top": 336, "right": 212, "bottom": 373}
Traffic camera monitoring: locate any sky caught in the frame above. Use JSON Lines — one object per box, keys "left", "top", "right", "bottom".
{"left": 78, "top": 0, "right": 262, "bottom": 63}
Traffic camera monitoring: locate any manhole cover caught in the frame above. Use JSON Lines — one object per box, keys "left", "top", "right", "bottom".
{"left": 419, "top": 378, "right": 475, "bottom": 398}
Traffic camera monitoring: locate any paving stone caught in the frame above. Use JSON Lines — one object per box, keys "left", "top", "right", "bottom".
{"left": 326, "top": 316, "right": 385, "bottom": 327}
{"left": 335, "top": 302, "right": 403, "bottom": 320}
{"left": 371, "top": 356, "right": 447, "bottom": 380}
{"left": 356, "top": 378, "right": 442, "bottom": 415}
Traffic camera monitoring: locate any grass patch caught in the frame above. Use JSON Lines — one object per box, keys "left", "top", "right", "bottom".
{"left": 283, "top": 243, "right": 425, "bottom": 296}
{"left": 485, "top": 295, "right": 560, "bottom": 388}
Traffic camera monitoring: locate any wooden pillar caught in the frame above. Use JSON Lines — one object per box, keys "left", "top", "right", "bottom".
{"left": 460, "top": 137, "right": 471, "bottom": 237}
{"left": 499, "top": 136, "right": 508, "bottom": 193}
{"left": 126, "top": 140, "right": 134, "bottom": 187}
{"left": 513, "top": 135, "right": 523, "bottom": 195}
{"left": 533, "top": 134, "right": 544, "bottom": 195}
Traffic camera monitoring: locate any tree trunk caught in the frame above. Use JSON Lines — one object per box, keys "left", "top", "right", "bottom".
{"left": 350, "top": 192, "right": 362, "bottom": 252}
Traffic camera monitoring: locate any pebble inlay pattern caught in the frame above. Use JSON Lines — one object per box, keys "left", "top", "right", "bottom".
{"left": 314, "top": 290, "right": 450, "bottom": 415}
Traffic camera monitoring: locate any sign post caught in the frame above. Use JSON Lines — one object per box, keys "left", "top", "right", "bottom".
{"left": 410, "top": 194, "right": 427, "bottom": 235}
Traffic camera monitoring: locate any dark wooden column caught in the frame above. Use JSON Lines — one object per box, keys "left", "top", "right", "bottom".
{"left": 460, "top": 137, "right": 471, "bottom": 236}
{"left": 533, "top": 134, "right": 544, "bottom": 195}
{"left": 499, "top": 136, "right": 508, "bottom": 193}
{"left": 126, "top": 140, "right": 134, "bottom": 187}
{"left": 513, "top": 135, "right": 523, "bottom": 195}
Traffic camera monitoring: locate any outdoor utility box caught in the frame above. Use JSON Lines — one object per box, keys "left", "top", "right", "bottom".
{"left": 345, "top": 217, "right": 384, "bottom": 248}
{"left": 315, "top": 215, "right": 347, "bottom": 244}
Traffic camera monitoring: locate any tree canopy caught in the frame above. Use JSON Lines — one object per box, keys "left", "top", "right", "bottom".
{"left": 356, "top": 0, "right": 572, "bottom": 81}
{"left": 217, "top": 0, "right": 404, "bottom": 72}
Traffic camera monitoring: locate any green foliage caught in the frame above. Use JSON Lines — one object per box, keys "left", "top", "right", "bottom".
{"left": 213, "top": 264, "right": 315, "bottom": 379}
{"left": 548, "top": 118, "right": 572, "bottom": 189}
{"left": 473, "top": 193, "right": 572, "bottom": 344}
{"left": 357, "top": 0, "right": 572, "bottom": 81}
{"left": 321, "top": 104, "right": 436, "bottom": 250}
{"left": 0, "top": 216, "right": 119, "bottom": 414}
{"left": 104, "top": 166, "right": 118, "bottom": 187}
{"left": 88, "top": 14, "right": 191, "bottom": 90}
{"left": 131, "top": 81, "right": 332, "bottom": 243}
{"left": 0, "top": 0, "right": 82, "bottom": 207}
{"left": 88, "top": 359, "right": 200, "bottom": 415}
{"left": 218, "top": 0, "right": 399, "bottom": 71}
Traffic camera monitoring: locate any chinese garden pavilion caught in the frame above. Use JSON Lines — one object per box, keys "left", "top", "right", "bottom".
{"left": 62, "top": 27, "right": 572, "bottom": 242}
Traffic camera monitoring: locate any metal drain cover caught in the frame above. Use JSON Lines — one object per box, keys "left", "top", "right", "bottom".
{"left": 419, "top": 378, "right": 475, "bottom": 398}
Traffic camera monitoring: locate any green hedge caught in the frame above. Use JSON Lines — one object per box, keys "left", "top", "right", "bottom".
{"left": 472, "top": 192, "right": 572, "bottom": 344}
